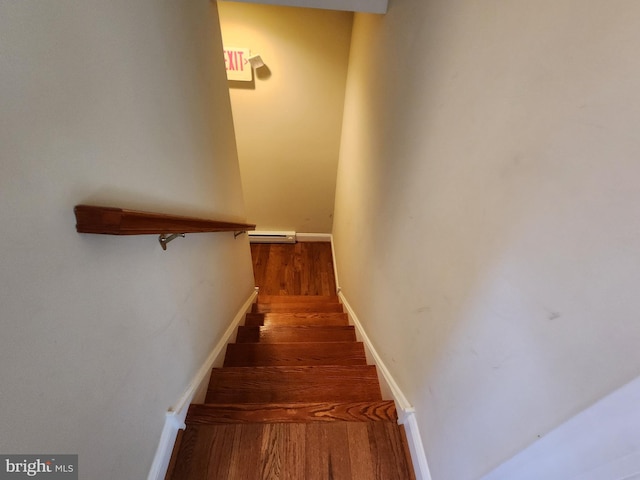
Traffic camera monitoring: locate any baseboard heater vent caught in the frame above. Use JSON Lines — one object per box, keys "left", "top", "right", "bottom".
{"left": 248, "top": 231, "right": 297, "bottom": 244}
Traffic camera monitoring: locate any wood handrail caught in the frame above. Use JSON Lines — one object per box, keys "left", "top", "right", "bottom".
{"left": 74, "top": 205, "right": 255, "bottom": 235}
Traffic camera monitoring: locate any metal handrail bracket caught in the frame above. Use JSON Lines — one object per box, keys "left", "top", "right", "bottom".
{"left": 159, "top": 233, "right": 185, "bottom": 251}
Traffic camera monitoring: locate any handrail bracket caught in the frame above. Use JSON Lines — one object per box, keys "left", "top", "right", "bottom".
{"left": 159, "top": 233, "right": 185, "bottom": 251}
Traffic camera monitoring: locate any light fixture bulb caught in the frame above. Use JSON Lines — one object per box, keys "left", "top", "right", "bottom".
{"left": 248, "top": 55, "right": 265, "bottom": 69}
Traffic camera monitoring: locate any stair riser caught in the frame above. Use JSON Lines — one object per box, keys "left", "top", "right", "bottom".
{"left": 252, "top": 303, "right": 344, "bottom": 313}
{"left": 186, "top": 401, "right": 398, "bottom": 424}
{"left": 235, "top": 326, "right": 357, "bottom": 343}
{"left": 245, "top": 312, "right": 349, "bottom": 327}
{"left": 205, "top": 366, "right": 381, "bottom": 404}
{"left": 258, "top": 295, "right": 340, "bottom": 304}
{"left": 223, "top": 342, "right": 366, "bottom": 367}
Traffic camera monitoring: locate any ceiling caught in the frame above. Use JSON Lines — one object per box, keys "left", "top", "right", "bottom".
{"left": 219, "top": 0, "right": 388, "bottom": 14}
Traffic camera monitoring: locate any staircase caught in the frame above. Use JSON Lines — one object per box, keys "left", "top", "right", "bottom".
{"left": 168, "top": 294, "right": 415, "bottom": 479}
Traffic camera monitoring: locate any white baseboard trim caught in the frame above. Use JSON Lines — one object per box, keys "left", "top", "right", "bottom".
{"left": 402, "top": 409, "right": 433, "bottom": 480}
{"left": 338, "top": 291, "right": 432, "bottom": 480}
{"left": 337, "top": 292, "right": 413, "bottom": 413}
{"left": 147, "top": 289, "right": 258, "bottom": 480}
{"left": 146, "top": 411, "right": 186, "bottom": 480}
{"left": 329, "top": 234, "right": 340, "bottom": 293}
{"left": 296, "top": 233, "right": 332, "bottom": 242}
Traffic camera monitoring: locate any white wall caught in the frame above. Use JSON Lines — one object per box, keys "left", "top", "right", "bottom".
{"left": 333, "top": 1, "right": 640, "bottom": 479}
{"left": 481, "top": 375, "right": 640, "bottom": 480}
{"left": 0, "top": 1, "right": 254, "bottom": 478}
{"left": 219, "top": 2, "right": 352, "bottom": 233}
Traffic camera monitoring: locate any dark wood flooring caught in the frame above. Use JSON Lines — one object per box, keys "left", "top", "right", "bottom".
{"left": 251, "top": 243, "right": 337, "bottom": 296}
{"left": 171, "top": 421, "right": 413, "bottom": 479}
{"left": 167, "top": 242, "right": 415, "bottom": 480}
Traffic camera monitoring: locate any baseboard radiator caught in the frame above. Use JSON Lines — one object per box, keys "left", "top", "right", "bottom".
{"left": 248, "top": 231, "right": 297, "bottom": 244}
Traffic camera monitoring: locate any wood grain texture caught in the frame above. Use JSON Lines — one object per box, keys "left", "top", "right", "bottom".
{"left": 235, "top": 325, "right": 357, "bottom": 343}
{"left": 366, "top": 421, "right": 416, "bottom": 480}
{"left": 169, "top": 422, "right": 414, "bottom": 480}
{"left": 346, "top": 423, "right": 377, "bottom": 479}
{"left": 170, "top": 423, "right": 236, "bottom": 480}
{"left": 186, "top": 401, "right": 398, "bottom": 425}
{"left": 260, "top": 423, "right": 306, "bottom": 480}
{"left": 205, "top": 366, "right": 382, "bottom": 404}
{"left": 74, "top": 205, "right": 255, "bottom": 235}
{"left": 251, "top": 243, "right": 337, "bottom": 295}
{"left": 305, "top": 422, "right": 352, "bottom": 479}
{"left": 228, "top": 424, "right": 264, "bottom": 479}
{"left": 223, "top": 342, "right": 366, "bottom": 367}
{"left": 244, "top": 312, "right": 349, "bottom": 327}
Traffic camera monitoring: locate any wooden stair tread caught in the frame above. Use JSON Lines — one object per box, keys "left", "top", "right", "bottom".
{"left": 257, "top": 294, "right": 340, "bottom": 304}
{"left": 223, "top": 342, "right": 366, "bottom": 367}
{"left": 170, "top": 421, "right": 415, "bottom": 480}
{"left": 245, "top": 312, "right": 349, "bottom": 327}
{"left": 236, "top": 325, "right": 357, "bottom": 343}
{"left": 252, "top": 302, "right": 344, "bottom": 313}
{"left": 186, "top": 400, "right": 398, "bottom": 424}
{"left": 205, "top": 365, "right": 382, "bottom": 404}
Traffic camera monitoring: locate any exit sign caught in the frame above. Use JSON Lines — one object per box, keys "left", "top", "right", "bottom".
{"left": 224, "top": 47, "right": 251, "bottom": 81}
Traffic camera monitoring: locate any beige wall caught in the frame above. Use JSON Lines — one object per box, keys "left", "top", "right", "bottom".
{"left": 0, "top": 1, "right": 253, "bottom": 478}
{"left": 218, "top": 2, "right": 352, "bottom": 233}
{"left": 333, "top": 1, "right": 640, "bottom": 479}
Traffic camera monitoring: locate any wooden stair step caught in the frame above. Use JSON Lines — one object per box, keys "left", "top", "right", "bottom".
{"left": 252, "top": 302, "right": 344, "bottom": 313}
{"left": 169, "top": 421, "right": 415, "bottom": 480}
{"left": 186, "top": 400, "right": 398, "bottom": 424}
{"left": 236, "top": 325, "right": 357, "bottom": 343}
{"left": 257, "top": 294, "right": 340, "bottom": 304}
{"left": 223, "top": 342, "right": 366, "bottom": 367}
{"left": 205, "top": 365, "right": 382, "bottom": 404}
{"left": 245, "top": 312, "right": 349, "bottom": 327}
